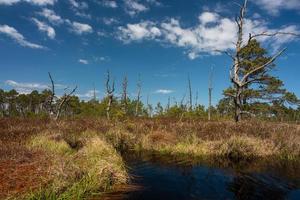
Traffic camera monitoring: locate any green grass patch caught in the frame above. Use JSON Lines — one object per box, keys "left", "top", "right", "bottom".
{"left": 24, "top": 131, "right": 128, "bottom": 200}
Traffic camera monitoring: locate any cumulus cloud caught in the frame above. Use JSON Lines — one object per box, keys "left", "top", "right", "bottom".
{"left": 69, "top": 0, "right": 88, "bottom": 9}
{"left": 118, "top": 11, "right": 299, "bottom": 59}
{"left": 4, "top": 79, "right": 66, "bottom": 94}
{"left": 146, "top": 0, "right": 162, "bottom": 6}
{"left": 69, "top": 22, "right": 93, "bottom": 35}
{"left": 38, "top": 8, "right": 64, "bottom": 25}
{"left": 124, "top": 0, "right": 148, "bottom": 16}
{"left": 78, "top": 59, "right": 89, "bottom": 64}
{"left": 102, "top": 17, "right": 119, "bottom": 25}
{"left": 38, "top": 9, "right": 93, "bottom": 35}
{"left": 101, "top": 0, "right": 117, "bottom": 8}
{"left": 5, "top": 80, "right": 48, "bottom": 89}
{"left": 5, "top": 80, "right": 49, "bottom": 94}
{"left": 118, "top": 21, "right": 161, "bottom": 41}
{"left": 76, "top": 90, "right": 99, "bottom": 99}
{"left": 0, "top": 0, "right": 56, "bottom": 6}
{"left": 198, "top": 12, "right": 219, "bottom": 24}
{"left": 69, "top": 0, "right": 91, "bottom": 19}
{"left": 253, "top": 0, "right": 300, "bottom": 16}
{"left": 32, "top": 18, "right": 55, "bottom": 39}
{"left": 155, "top": 89, "right": 174, "bottom": 94}
{"left": 0, "top": 24, "right": 45, "bottom": 49}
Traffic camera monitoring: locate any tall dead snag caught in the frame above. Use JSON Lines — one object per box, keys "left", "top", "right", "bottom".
{"left": 146, "top": 94, "right": 152, "bottom": 117}
{"left": 47, "top": 72, "right": 77, "bottom": 121}
{"left": 122, "top": 76, "right": 128, "bottom": 114}
{"left": 105, "top": 70, "right": 115, "bottom": 120}
{"left": 188, "top": 75, "right": 193, "bottom": 111}
{"left": 135, "top": 74, "right": 142, "bottom": 117}
{"left": 222, "top": 0, "right": 299, "bottom": 122}
{"left": 208, "top": 67, "right": 213, "bottom": 121}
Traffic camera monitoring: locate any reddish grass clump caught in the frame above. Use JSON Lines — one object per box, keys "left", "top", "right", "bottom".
{"left": 0, "top": 150, "right": 51, "bottom": 199}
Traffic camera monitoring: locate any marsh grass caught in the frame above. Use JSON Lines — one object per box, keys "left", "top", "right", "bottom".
{"left": 102, "top": 119, "right": 299, "bottom": 163}
{"left": 24, "top": 131, "right": 128, "bottom": 200}
{"left": 1, "top": 118, "right": 300, "bottom": 199}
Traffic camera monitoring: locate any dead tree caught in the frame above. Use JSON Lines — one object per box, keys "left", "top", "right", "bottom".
{"left": 47, "top": 72, "right": 77, "bottom": 121}
{"left": 55, "top": 87, "right": 77, "bottom": 120}
{"left": 195, "top": 91, "right": 198, "bottom": 108}
{"left": 208, "top": 67, "right": 213, "bottom": 121}
{"left": 219, "top": 0, "right": 299, "bottom": 122}
{"left": 105, "top": 70, "right": 115, "bottom": 120}
{"left": 122, "top": 76, "right": 128, "bottom": 113}
{"left": 146, "top": 94, "right": 152, "bottom": 117}
{"left": 188, "top": 75, "right": 193, "bottom": 111}
{"left": 93, "top": 83, "right": 97, "bottom": 103}
{"left": 135, "top": 74, "right": 142, "bottom": 117}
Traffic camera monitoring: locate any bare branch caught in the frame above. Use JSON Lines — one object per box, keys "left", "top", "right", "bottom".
{"left": 250, "top": 31, "right": 300, "bottom": 40}
{"left": 55, "top": 86, "right": 77, "bottom": 120}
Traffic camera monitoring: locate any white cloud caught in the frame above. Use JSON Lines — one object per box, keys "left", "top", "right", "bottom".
{"left": 0, "top": 0, "right": 19, "bottom": 5}
{"left": 70, "top": 22, "right": 93, "bottom": 35}
{"left": 5, "top": 80, "right": 49, "bottom": 94}
{"left": 69, "top": 0, "right": 88, "bottom": 9}
{"left": 253, "top": 0, "right": 300, "bottom": 15}
{"left": 0, "top": 0, "right": 56, "bottom": 6}
{"left": 32, "top": 18, "right": 55, "bottom": 39}
{"left": 97, "top": 30, "right": 106, "bottom": 37}
{"left": 155, "top": 89, "right": 174, "bottom": 94}
{"left": 38, "top": 8, "right": 64, "bottom": 25}
{"left": 38, "top": 9, "right": 92, "bottom": 34}
{"left": 124, "top": 0, "right": 148, "bottom": 16}
{"left": 0, "top": 24, "right": 45, "bottom": 49}
{"left": 76, "top": 90, "right": 99, "bottom": 99}
{"left": 118, "top": 21, "right": 161, "bottom": 41}
{"left": 198, "top": 12, "right": 219, "bottom": 24}
{"left": 102, "top": 17, "right": 119, "bottom": 25}
{"left": 146, "top": 0, "right": 162, "bottom": 6}
{"left": 4, "top": 80, "right": 66, "bottom": 94}
{"left": 102, "top": 0, "right": 117, "bottom": 8}
{"left": 5, "top": 80, "right": 48, "bottom": 89}
{"left": 69, "top": 0, "right": 91, "bottom": 19}
{"left": 118, "top": 11, "right": 300, "bottom": 59}
{"left": 78, "top": 59, "right": 89, "bottom": 64}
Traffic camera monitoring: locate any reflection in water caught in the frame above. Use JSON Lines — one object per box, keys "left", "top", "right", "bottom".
{"left": 96, "top": 152, "right": 300, "bottom": 200}
{"left": 228, "top": 173, "right": 296, "bottom": 200}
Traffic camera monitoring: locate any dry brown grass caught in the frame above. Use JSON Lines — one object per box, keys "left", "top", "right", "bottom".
{"left": 0, "top": 117, "right": 299, "bottom": 198}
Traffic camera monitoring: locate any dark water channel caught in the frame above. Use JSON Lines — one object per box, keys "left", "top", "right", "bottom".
{"left": 100, "top": 152, "right": 300, "bottom": 200}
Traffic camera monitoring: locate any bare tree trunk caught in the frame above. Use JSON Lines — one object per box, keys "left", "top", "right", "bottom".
{"left": 107, "top": 95, "right": 113, "bottom": 120}
{"left": 188, "top": 75, "right": 193, "bottom": 111}
{"left": 208, "top": 67, "right": 213, "bottom": 121}
{"left": 105, "top": 70, "right": 115, "bottom": 120}
{"left": 208, "top": 88, "right": 212, "bottom": 121}
{"left": 135, "top": 74, "right": 141, "bottom": 117}
{"left": 167, "top": 96, "right": 170, "bottom": 111}
{"left": 122, "top": 76, "right": 128, "bottom": 113}
{"left": 234, "top": 87, "right": 242, "bottom": 122}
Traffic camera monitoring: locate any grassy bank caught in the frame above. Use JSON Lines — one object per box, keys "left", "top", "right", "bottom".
{"left": 0, "top": 118, "right": 299, "bottom": 199}
{"left": 103, "top": 119, "right": 300, "bottom": 162}
{"left": 3, "top": 130, "right": 128, "bottom": 200}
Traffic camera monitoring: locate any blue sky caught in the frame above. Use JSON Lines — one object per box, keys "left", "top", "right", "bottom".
{"left": 0, "top": 0, "right": 300, "bottom": 107}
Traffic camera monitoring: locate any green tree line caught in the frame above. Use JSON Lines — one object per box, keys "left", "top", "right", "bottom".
{"left": 1, "top": 86, "right": 300, "bottom": 121}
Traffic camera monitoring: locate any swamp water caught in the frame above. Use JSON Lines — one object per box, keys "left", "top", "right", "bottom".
{"left": 95, "top": 152, "right": 300, "bottom": 200}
